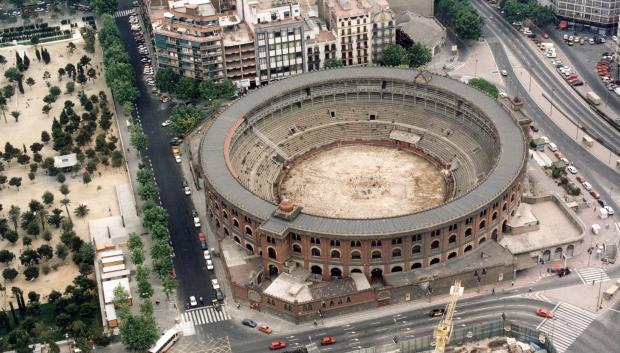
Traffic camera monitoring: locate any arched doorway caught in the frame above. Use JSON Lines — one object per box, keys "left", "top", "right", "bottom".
{"left": 411, "top": 262, "right": 422, "bottom": 270}
{"left": 554, "top": 247, "right": 563, "bottom": 260}
{"left": 430, "top": 258, "right": 440, "bottom": 265}
{"left": 370, "top": 268, "right": 383, "bottom": 279}
{"left": 479, "top": 237, "right": 486, "bottom": 244}
{"left": 542, "top": 250, "right": 551, "bottom": 261}
{"left": 246, "top": 244, "right": 254, "bottom": 254}
{"left": 448, "top": 252, "right": 457, "bottom": 259}
{"left": 330, "top": 267, "right": 342, "bottom": 278}
{"left": 502, "top": 220, "right": 508, "bottom": 232}
{"left": 464, "top": 245, "right": 473, "bottom": 252}
{"left": 311, "top": 265, "right": 322, "bottom": 275}
{"left": 391, "top": 266, "right": 403, "bottom": 273}
{"left": 566, "top": 244, "right": 574, "bottom": 257}
{"left": 268, "top": 264, "right": 278, "bottom": 277}
{"left": 491, "top": 229, "right": 498, "bottom": 241}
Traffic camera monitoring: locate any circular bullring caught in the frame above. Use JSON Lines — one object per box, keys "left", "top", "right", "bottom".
{"left": 201, "top": 68, "right": 527, "bottom": 274}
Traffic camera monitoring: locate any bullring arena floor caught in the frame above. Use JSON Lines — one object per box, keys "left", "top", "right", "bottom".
{"left": 279, "top": 145, "right": 447, "bottom": 219}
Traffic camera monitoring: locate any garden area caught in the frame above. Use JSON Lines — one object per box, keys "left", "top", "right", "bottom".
{"left": 0, "top": 28, "right": 127, "bottom": 350}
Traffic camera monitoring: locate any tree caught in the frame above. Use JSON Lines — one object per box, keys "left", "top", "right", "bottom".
{"left": 41, "top": 48, "right": 51, "bottom": 64}
{"left": 42, "top": 191, "right": 54, "bottom": 207}
{"left": 8, "top": 205, "right": 20, "bottom": 232}
{"left": 155, "top": 68, "right": 178, "bottom": 92}
{"left": 175, "top": 77, "right": 199, "bottom": 100}
{"left": 0, "top": 250, "right": 15, "bottom": 265}
{"left": 48, "top": 208, "right": 64, "bottom": 228}
{"left": 91, "top": 0, "right": 119, "bottom": 15}
{"left": 74, "top": 204, "right": 89, "bottom": 218}
{"left": 65, "top": 81, "right": 75, "bottom": 94}
{"left": 4, "top": 67, "right": 22, "bottom": 82}
{"left": 49, "top": 86, "right": 61, "bottom": 97}
{"left": 382, "top": 44, "right": 408, "bottom": 67}
{"left": 8, "top": 177, "right": 22, "bottom": 190}
{"left": 3, "top": 85, "right": 15, "bottom": 101}
{"left": 119, "top": 313, "right": 159, "bottom": 353}
{"left": 42, "top": 104, "right": 52, "bottom": 115}
{"left": 0, "top": 96, "right": 8, "bottom": 123}
{"left": 136, "top": 266, "right": 153, "bottom": 298}
{"left": 162, "top": 274, "right": 177, "bottom": 300}
{"left": 87, "top": 67, "right": 97, "bottom": 81}
{"left": 55, "top": 243, "right": 68, "bottom": 260}
{"left": 56, "top": 173, "right": 66, "bottom": 184}
{"left": 138, "top": 181, "right": 158, "bottom": 202}
{"left": 80, "top": 55, "right": 92, "bottom": 67}
{"left": 41, "top": 130, "right": 50, "bottom": 144}
{"left": 82, "top": 173, "right": 92, "bottom": 187}
{"left": 2, "top": 268, "right": 17, "bottom": 281}
{"left": 17, "top": 153, "right": 29, "bottom": 167}
{"left": 22, "top": 236, "right": 32, "bottom": 247}
{"left": 10, "top": 110, "right": 20, "bottom": 123}
{"left": 324, "top": 58, "right": 343, "bottom": 69}
{"left": 407, "top": 43, "right": 432, "bottom": 68}
{"left": 60, "top": 198, "right": 71, "bottom": 221}
{"left": 129, "top": 125, "right": 149, "bottom": 152}
{"left": 0, "top": 55, "right": 5, "bottom": 66}
{"left": 5, "top": 230, "right": 18, "bottom": 244}
{"left": 24, "top": 266, "right": 39, "bottom": 281}
{"left": 23, "top": 53, "right": 30, "bottom": 71}
{"left": 170, "top": 104, "right": 204, "bottom": 134}
{"left": 37, "top": 244, "right": 53, "bottom": 261}
{"left": 468, "top": 77, "right": 499, "bottom": 98}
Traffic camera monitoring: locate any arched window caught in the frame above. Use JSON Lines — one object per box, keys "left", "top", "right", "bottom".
{"left": 412, "top": 245, "right": 421, "bottom": 254}
{"left": 448, "top": 252, "right": 457, "bottom": 259}
{"left": 292, "top": 244, "right": 302, "bottom": 253}
{"left": 465, "top": 228, "right": 472, "bottom": 237}
{"left": 222, "top": 211, "right": 228, "bottom": 219}
{"left": 216, "top": 220, "right": 221, "bottom": 228}
{"left": 479, "top": 237, "right": 486, "bottom": 244}
{"left": 311, "top": 265, "right": 322, "bottom": 275}
{"left": 492, "top": 211, "right": 498, "bottom": 221}
{"left": 224, "top": 228, "right": 229, "bottom": 236}
{"left": 392, "top": 248, "right": 401, "bottom": 257}
{"left": 350, "top": 240, "right": 361, "bottom": 247}
{"left": 391, "top": 266, "right": 403, "bottom": 273}
{"left": 511, "top": 194, "right": 515, "bottom": 203}
{"left": 502, "top": 203, "right": 507, "bottom": 211}
{"left": 246, "top": 244, "right": 254, "bottom": 254}
{"left": 464, "top": 245, "right": 473, "bottom": 252}
{"left": 430, "top": 258, "right": 440, "bottom": 265}
{"left": 448, "top": 234, "right": 457, "bottom": 243}
{"left": 268, "top": 247, "right": 276, "bottom": 259}
{"left": 351, "top": 250, "right": 361, "bottom": 260}
{"left": 371, "top": 250, "right": 381, "bottom": 259}
{"left": 311, "top": 248, "right": 321, "bottom": 257}
{"left": 371, "top": 240, "right": 382, "bottom": 247}
{"left": 330, "top": 250, "right": 341, "bottom": 259}
{"left": 479, "top": 220, "right": 486, "bottom": 230}
{"left": 233, "top": 219, "right": 239, "bottom": 228}
{"left": 411, "top": 262, "right": 422, "bottom": 269}
{"left": 245, "top": 226, "right": 253, "bottom": 236}
{"left": 431, "top": 240, "right": 440, "bottom": 249}
{"left": 330, "top": 267, "right": 342, "bottom": 278}
{"left": 233, "top": 236, "right": 240, "bottom": 243}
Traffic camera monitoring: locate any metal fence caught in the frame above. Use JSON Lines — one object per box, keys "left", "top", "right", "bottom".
{"left": 399, "top": 319, "right": 557, "bottom": 353}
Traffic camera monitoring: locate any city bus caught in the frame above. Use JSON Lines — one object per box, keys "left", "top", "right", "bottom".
{"left": 147, "top": 329, "right": 180, "bottom": 353}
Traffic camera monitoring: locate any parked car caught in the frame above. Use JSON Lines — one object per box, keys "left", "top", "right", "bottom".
{"left": 536, "top": 308, "right": 554, "bottom": 318}
{"left": 203, "top": 250, "right": 211, "bottom": 260}
{"left": 567, "top": 165, "right": 578, "bottom": 174}
{"left": 604, "top": 206, "right": 614, "bottom": 215}
{"left": 530, "top": 124, "right": 539, "bottom": 132}
{"left": 242, "top": 319, "right": 257, "bottom": 328}
{"left": 590, "top": 190, "right": 601, "bottom": 199}
{"left": 170, "top": 137, "right": 182, "bottom": 146}
{"left": 547, "top": 142, "right": 558, "bottom": 152}
{"left": 576, "top": 175, "right": 586, "bottom": 183}
{"left": 189, "top": 296, "right": 198, "bottom": 307}
{"left": 161, "top": 119, "right": 171, "bottom": 127}
{"left": 582, "top": 181, "right": 592, "bottom": 191}
{"left": 211, "top": 278, "right": 220, "bottom": 289}
{"left": 215, "top": 288, "right": 224, "bottom": 302}
{"left": 597, "top": 199, "right": 608, "bottom": 207}
{"left": 501, "top": 70, "right": 508, "bottom": 76}
{"left": 206, "top": 259, "right": 214, "bottom": 270}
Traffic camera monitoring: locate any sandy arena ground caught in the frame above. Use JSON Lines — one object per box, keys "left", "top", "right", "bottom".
{"left": 280, "top": 145, "right": 447, "bottom": 219}
{"left": 0, "top": 37, "right": 127, "bottom": 301}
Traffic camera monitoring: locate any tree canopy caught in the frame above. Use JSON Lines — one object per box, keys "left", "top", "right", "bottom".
{"left": 436, "top": 0, "right": 484, "bottom": 40}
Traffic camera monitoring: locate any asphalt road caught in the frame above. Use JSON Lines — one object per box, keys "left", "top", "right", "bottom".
{"left": 115, "top": 0, "right": 216, "bottom": 306}
{"left": 472, "top": 0, "right": 620, "bottom": 156}
{"left": 472, "top": 1, "right": 620, "bottom": 214}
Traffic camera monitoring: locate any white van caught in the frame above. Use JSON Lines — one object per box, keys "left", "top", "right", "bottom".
{"left": 547, "top": 142, "right": 558, "bottom": 152}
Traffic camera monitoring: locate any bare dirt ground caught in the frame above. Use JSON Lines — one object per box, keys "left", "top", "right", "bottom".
{"left": 279, "top": 145, "right": 446, "bottom": 219}
{"left": 0, "top": 37, "right": 127, "bottom": 301}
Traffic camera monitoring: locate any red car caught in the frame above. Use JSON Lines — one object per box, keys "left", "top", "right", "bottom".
{"left": 259, "top": 325, "right": 273, "bottom": 334}
{"left": 321, "top": 336, "right": 337, "bottom": 345}
{"left": 536, "top": 308, "right": 554, "bottom": 318}
{"left": 590, "top": 190, "right": 601, "bottom": 199}
{"left": 576, "top": 175, "right": 585, "bottom": 183}
{"left": 270, "top": 341, "right": 286, "bottom": 350}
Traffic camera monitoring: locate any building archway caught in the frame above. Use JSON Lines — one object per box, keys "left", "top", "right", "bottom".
{"left": 554, "top": 247, "right": 563, "bottom": 259}
{"left": 234, "top": 236, "right": 240, "bottom": 244}
{"left": 391, "top": 266, "right": 403, "bottom": 273}
{"left": 268, "top": 264, "right": 278, "bottom": 277}
{"left": 330, "top": 267, "right": 342, "bottom": 278}
{"left": 430, "top": 258, "right": 440, "bottom": 265}
{"left": 479, "top": 237, "right": 486, "bottom": 245}
{"left": 411, "top": 262, "right": 422, "bottom": 270}
{"left": 370, "top": 268, "right": 383, "bottom": 279}
{"left": 566, "top": 244, "right": 574, "bottom": 257}
{"left": 542, "top": 250, "right": 551, "bottom": 261}
{"left": 311, "top": 265, "right": 322, "bottom": 275}
{"left": 502, "top": 220, "right": 508, "bottom": 232}
{"left": 491, "top": 229, "right": 498, "bottom": 241}
{"left": 246, "top": 244, "right": 254, "bottom": 254}
{"left": 464, "top": 245, "right": 473, "bottom": 252}
{"left": 448, "top": 252, "right": 457, "bottom": 259}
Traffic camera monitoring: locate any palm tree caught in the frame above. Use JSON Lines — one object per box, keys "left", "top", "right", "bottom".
{"left": 10, "top": 111, "right": 20, "bottom": 123}
{"left": 74, "top": 204, "right": 89, "bottom": 218}
{"left": 60, "top": 198, "right": 72, "bottom": 224}
{"left": 8, "top": 205, "right": 20, "bottom": 233}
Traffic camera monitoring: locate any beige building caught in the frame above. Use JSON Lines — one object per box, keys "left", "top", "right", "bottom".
{"left": 152, "top": 0, "right": 226, "bottom": 80}
{"left": 221, "top": 18, "right": 257, "bottom": 87}
{"left": 303, "top": 15, "right": 337, "bottom": 71}
{"left": 368, "top": 0, "right": 395, "bottom": 64}
{"left": 396, "top": 12, "right": 446, "bottom": 57}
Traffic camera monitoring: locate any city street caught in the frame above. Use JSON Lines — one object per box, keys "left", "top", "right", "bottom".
{"left": 114, "top": 0, "right": 217, "bottom": 306}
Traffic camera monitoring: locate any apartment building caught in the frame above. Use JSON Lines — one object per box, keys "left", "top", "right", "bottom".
{"left": 151, "top": 0, "right": 226, "bottom": 80}
{"left": 303, "top": 15, "right": 337, "bottom": 72}
{"left": 237, "top": 0, "right": 305, "bottom": 85}
{"left": 552, "top": 0, "right": 620, "bottom": 34}
{"left": 317, "top": 0, "right": 393, "bottom": 66}
{"left": 221, "top": 18, "right": 257, "bottom": 87}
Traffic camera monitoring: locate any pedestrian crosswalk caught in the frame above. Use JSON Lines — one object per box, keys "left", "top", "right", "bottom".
{"left": 521, "top": 291, "right": 553, "bottom": 303}
{"left": 182, "top": 306, "right": 231, "bottom": 326}
{"left": 537, "top": 302, "right": 597, "bottom": 353}
{"left": 114, "top": 9, "right": 135, "bottom": 18}
{"left": 576, "top": 267, "right": 610, "bottom": 285}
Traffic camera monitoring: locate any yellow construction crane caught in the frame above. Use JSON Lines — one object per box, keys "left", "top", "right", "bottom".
{"left": 433, "top": 280, "right": 464, "bottom": 353}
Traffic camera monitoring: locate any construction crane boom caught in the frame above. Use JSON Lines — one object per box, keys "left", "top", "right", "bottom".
{"left": 433, "top": 280, "right": 464, "bottom": 353}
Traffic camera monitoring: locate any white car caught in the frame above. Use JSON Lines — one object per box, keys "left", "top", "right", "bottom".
{"left": 161, "top": 119, "right": 171, "bottom": 127}
{"left": 582, "top": 181, "right": 592, "bottom": 191}
{"left": 567, "top": 165, "right": 577, "bottom": 174}
{"left": 184, "top": 185, "right": 191, "bottom": 195}
{"left": 211, "top": 279, "right": 220, "bottom": 289}
{"left": 175, "top": 155, "right": 182, "bottom": 163}
{"left": 206, "top": 259, "right": 214, "bottom": 270}
{"left": 203, "top": 250, "right": 211, "bottom": 260}
{"left": 604, "top": 206, "right": 614, "bottom": 215}
{"left": 547, "top": 142, "right": 558, "bottom": 152}
{"left": 189, "top": 296, "right": 198, "bottom": 307}
{"left": 501, "top": 70, "right": 508, "bottom": 76}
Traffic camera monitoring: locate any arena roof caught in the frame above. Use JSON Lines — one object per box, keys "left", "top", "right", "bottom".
{"left": 200, "top": 67, "right": 527, "bottom": 238}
